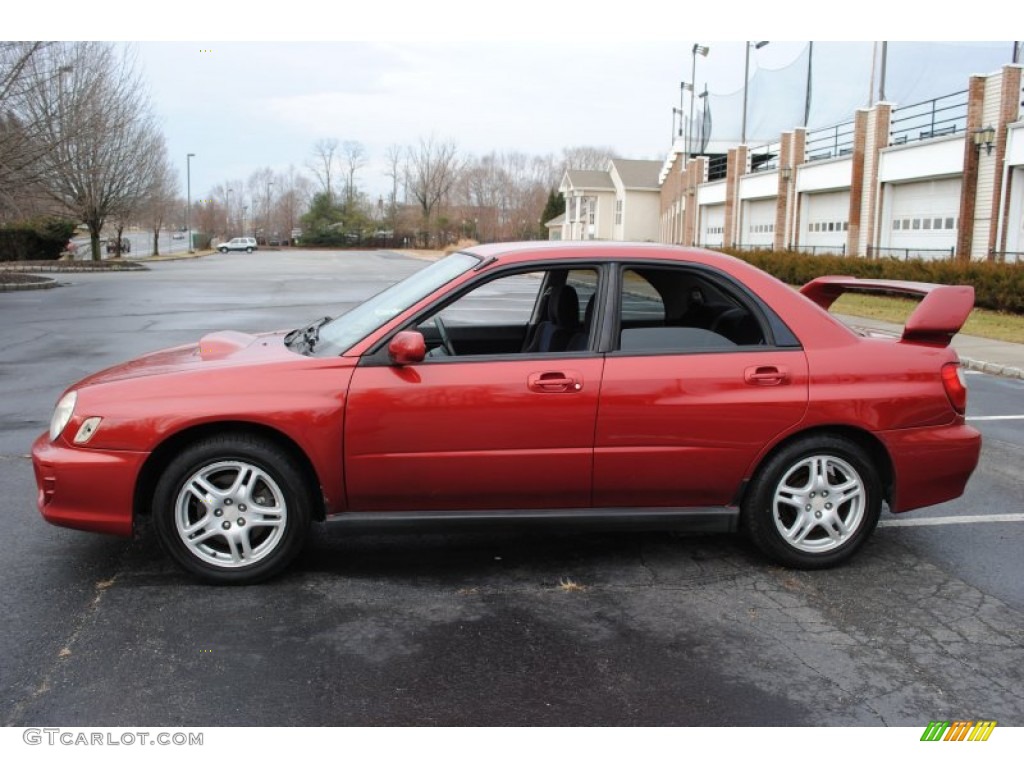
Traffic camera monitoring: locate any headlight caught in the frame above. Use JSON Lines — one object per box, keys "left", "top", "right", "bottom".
{"left": 49, "top": 391, "right": 77, "bottom": 441}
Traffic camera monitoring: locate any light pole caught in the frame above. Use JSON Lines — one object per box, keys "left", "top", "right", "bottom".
{"left": 679, "top": 81, "right": 692, "bottom": 151}
{"left": 265, "top": 181, "right": 274, "bottom": 244}
{"left": 186, "top": 153, "right": 195, "bottom": 253}
{"left": 698, "top": 86, "right": 709, "bottom": 154}
{"left": 689, "top": 44, "right": 709, "bottom": 157}
{"left": 742, "top": 41, "right": 769, "bottom": 145}
{"left": 804, "top": 42, "right": 813, "bottom": 127}
{"left": 226, "top": 188, "right": 233, "bottom": 237}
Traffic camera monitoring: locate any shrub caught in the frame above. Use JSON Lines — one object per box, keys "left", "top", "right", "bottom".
{"left": 0, "top": 218, "right": 78, "bottom": 262}
{"left": 721, "top": 248, "right": 1024, "bottom": 315}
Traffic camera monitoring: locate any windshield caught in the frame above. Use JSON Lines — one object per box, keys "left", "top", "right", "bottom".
{"left": 313, "top": 252, "right": 480, "bottom": 356}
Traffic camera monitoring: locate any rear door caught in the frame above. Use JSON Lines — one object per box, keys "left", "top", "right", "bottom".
{"left": 594, "top": 264, "right": 809, "bottom": 507}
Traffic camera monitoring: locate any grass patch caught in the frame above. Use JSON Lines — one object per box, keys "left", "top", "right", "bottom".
{"left": 830, "top": 292, "right": 1024, "bottom": 344}
{"left": 557, "top": 577, "right": 586, "bottom": 593}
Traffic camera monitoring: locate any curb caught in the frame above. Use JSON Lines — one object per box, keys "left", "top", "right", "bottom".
{"left": 0, "top": 276, "right": 58, "bottom": 292}
{"left": 1, "top": 262, "right": 147, "bottom": 272}
{"left": 960, "top": 357, "right": 1024, "bottom": 380}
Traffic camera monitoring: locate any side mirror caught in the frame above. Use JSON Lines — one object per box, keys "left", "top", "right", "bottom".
{"left": 388, "top": 331, "right": 426, "bottom": 365}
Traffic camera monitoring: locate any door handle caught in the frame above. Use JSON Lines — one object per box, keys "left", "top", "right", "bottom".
{"left": 528, "top": 371, "right": 583, "bottom": 393}
{"left": 744, "top": 365, "right": 788, "bottom": 385}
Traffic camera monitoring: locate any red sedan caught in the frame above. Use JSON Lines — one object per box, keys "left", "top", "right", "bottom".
{"left": 33, "top": 243, "right": 981, "bottom": 584}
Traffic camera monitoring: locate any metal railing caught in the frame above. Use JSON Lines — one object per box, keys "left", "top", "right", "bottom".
{"left": 989, "top": 249, "right": 1024, "bottom": 264}
{"left": 889, "top": 90, "right": 968, "bottom": 146}
{"left": 748, "top": 141, "right": 781, "bottom": 173}
{"left": 867, "top": 245, "right": 955, "bottom": 261}
{"left": 728, "top": 242, "right": 774, "bottom": 251}
{"left": 707, "top": 154, "right": 728, "bottom": 181}
{"left": 789, "top": 244, "right": 847, "bottom": 256}
{"left": 804, "top": 119, "right": 856, "bottom": 162}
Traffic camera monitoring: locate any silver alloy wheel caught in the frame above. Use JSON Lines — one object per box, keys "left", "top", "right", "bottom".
{"left": 771, "top": 454, "right": 866, "bottom": 554}
{"left": 174, "top": 460, "right": 287, "bottom": 568}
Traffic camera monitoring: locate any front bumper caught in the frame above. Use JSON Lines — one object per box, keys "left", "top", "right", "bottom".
{"left": 881, "top": 423, "right": 981, "bottom": 513}
{"left": 32, "top": 432, "right": 147, "bottom": 537}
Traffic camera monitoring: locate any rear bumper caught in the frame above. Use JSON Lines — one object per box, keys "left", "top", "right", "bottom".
{"left": 31, "top": 433, "right": 146, "bottom": 537}
{"left": 880, "top": 423, "right": 981, "bottom": 513}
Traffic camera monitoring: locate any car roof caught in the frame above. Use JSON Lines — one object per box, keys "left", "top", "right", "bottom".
{"left": 460, "top": 240, "right": 750, "bottom": 272}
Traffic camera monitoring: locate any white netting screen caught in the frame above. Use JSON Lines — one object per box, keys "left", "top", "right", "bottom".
{"left": 697, "top": 42, "right": 1012, "bottom": 146}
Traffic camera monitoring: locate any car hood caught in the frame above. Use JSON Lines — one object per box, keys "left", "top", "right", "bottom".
{"left": 73, "top": 330, "right": 295, "bottom": 388}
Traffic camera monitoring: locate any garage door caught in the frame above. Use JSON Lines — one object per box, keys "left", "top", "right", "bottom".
{"left": 741, "top": 199, "right": 776, "bottom": 248}
{"left": 800, "top": 190, "right": 849, "bottom": 253}
{"left": 883, "top": 177, "right": 960, "bottom": 258}
{"left": 700, "top": 204, "right": 725, "bottom": 247}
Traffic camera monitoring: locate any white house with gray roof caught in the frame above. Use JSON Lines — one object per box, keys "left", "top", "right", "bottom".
{"left": 557, "top": 158, "right": 663, "bottom": 242}
{"left": 608, "top": 158, "right": 663, "bottom": 241}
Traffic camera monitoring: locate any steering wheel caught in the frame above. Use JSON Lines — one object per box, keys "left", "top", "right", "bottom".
{"left": 434, "top": 315, "right": 454, "bottom": 356}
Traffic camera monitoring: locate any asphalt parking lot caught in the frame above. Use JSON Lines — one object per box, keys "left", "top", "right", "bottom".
{"left": 1, "top": 250, "right": 1022, "bottom": 726}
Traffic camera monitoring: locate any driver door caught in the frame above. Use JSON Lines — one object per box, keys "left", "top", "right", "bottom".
{"left": 344, "top": 266, "right": 604, "bottom": 512}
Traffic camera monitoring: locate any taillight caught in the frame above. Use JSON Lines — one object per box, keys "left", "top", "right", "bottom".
{"left": 941, "top": 362, "right": 967, "bottom": 415}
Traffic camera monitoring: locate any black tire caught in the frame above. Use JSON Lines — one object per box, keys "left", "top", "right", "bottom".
{"left": 219, "top": 246, "right": 228, "bottom": 253}
{"left": 743, "top": 435, "right": 881, "bottom": 569}
{"left": 153, "top": 434, "right": 312, "bottom": 584}
{"left": 246, "top": 247, "right": 253, "bottom": 253}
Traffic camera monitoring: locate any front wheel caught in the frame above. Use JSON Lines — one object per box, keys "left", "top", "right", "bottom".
{"left": 218, "top": 246, "right": 228, "bottom": 253}
{"left": 743, "top": 435, "right": 881, "bottom": 569}
{"left": 153, "top": 435, "right": 312, "bottom": 584}
{"left": 246, "top": 247, "right": 253, "bottom": 253}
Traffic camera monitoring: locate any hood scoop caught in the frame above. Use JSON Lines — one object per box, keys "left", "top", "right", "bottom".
{"left": 198, "top": 330, "right": 257, "bottom": 360}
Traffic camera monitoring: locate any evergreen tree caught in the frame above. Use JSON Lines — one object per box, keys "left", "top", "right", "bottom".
{"left": 539, "top": 189, "right": 565, "bottom": 238}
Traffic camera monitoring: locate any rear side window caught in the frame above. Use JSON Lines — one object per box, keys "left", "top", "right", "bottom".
{"left": 617, "top": 267, "right": 768, "bottom": 352}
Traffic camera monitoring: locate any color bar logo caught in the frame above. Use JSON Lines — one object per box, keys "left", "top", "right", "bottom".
{"left": 921, "top": 720, "right": 997, "bottom": 741}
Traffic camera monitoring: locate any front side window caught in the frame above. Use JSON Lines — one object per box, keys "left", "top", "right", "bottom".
{"left": 412, "top": 267, "right": 600, "bottom": 359}
{"left": 314, "top": 252, "right": 479, "bottom": 356}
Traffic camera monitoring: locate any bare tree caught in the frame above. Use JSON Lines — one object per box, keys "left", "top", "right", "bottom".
{"left": 307, "top": 138, "right": 338, "bottom": 203}
{"left": 18, "top": 42, "right": 165, "bottom": 259}
{"left": 143, "top": 146, "right": 178, "bottom": 256}
{"left": 383, "top": 143, "right": 404, "bottom": 230}
{"left": 248, "top": 166, "right": 275, "bottom": 242}
{"left": 0, "top": 42, "right": 64, "bottom": 219}
{"left": 406, "top": 135, "right": 462, "bottom": 242}
{"left": 341, "top": 140, "right": 366, "bottom": 205}
{"left": 562, "top": 145, "right": 615, "bottom": 172}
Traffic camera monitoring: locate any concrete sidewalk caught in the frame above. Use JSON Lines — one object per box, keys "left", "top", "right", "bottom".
{"left": 839, "top": 315, "right": 1024, "bottom": 379}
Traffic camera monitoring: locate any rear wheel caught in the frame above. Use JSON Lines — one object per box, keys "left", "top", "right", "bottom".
{"left": 153, "top": 435, "right": 312, "bottom": 584}
{"left": 743, "top": 435, "right": 881, "bottom": 568}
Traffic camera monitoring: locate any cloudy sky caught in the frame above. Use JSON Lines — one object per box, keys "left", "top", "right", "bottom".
{"left": 11, "top": 3, "right": 1020, "bottom": 204}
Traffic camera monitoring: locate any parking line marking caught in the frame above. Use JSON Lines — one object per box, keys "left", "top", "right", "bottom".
{"left": 879, "top": 514, "right": 1024, "bottom": 528}
{"left": 966, "top": 415, "right": 1024, "bottom": 421}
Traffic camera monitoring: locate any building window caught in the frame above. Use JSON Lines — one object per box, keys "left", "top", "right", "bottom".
{"left": 615, "top": 199, "right": 623, "bottom": 226}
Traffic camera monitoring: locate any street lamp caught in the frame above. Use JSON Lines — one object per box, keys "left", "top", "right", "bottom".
{"left": 741, "top": 41, "right": 769, "bottom": 145}
{"left": 265, "top": 181, "right": 274, "bottom": 244}
{"left": 226, "top": 188, "right": 233, "bottom": 237}
{"left": 689, "top": 44, "right": 709, "bottom": 157}
{"left": 698, "top": 86, "right": 709, "bottom": 155}
{"left": 186, "top": 153, "right": 195, "bottom": 253}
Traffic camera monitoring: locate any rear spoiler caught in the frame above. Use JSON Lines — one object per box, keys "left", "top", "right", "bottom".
{"left": 800, "top": 276, "right": 974, "bottom": 347}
